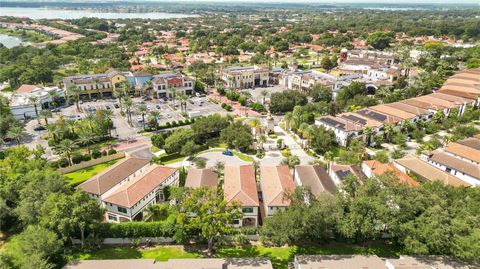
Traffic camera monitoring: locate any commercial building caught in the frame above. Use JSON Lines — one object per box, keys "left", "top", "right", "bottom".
{"left": 151, "top": 72, "right": 194, "bottom": 98}
{"left": 221, "top": 66, "right": 270, "bottom": 89}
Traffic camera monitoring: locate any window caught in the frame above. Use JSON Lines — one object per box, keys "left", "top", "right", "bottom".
{"left": 242, "top": 207, "right": 254, "bottom": 213}
{"left": 117, "top": 206, "right": 127, "bottom": 214}
{"left": 233, "top": 219, "right": 240, "bottom": 225}
{"left": 107, "top": 213, "right": 117, "bottom": 221}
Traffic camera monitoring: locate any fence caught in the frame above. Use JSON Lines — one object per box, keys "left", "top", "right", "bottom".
{"left": 71, "top": 235, "right": 259, "bottom": 245}
{"left": 57, "top": 152, "right": 125, "bottom": 174}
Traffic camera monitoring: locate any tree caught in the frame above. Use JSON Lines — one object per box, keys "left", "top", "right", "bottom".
{"left": 193, "top": 157, "right": 207, "bottom": 169}
{"left": 176, "top": 187, "right": 241, "bottom": 254}
{"left": 220, "top": 121, "right": 253, "bottom": 152}
{"left": 367, "top": 31, "right": 395, "bottom": 50}
{"left": 181, "top": 140, "right": 201, "bottom": 158}
{"left": 177, "top": 92, "right": 189, "bottom": 114}
{"left": 143, "top": 203, "right": 169, "bottom": 222}
{"left": 248, "top": 118, "right": 262, "bottom": 139}
{"left": 6, "top": 125, "right": 25, "bottom": 145}
{"left": 151, "top": 134, "right": 165, "bottom": 149}
{"left": 149, "top": 111, "right": 161, "bottom": 131}
{"left": 260, "top": 90, "right": 269, "bottom": 105}
{"left": 164, "top": 128, "right": 196, "bottom": 154}
{"left": 39, "top": 109, "right": 52, "bottom": 125}
{"left": 56, "top": 139, "right": 77, "bottom": 166}
{"left": 308, "top": 125, "right": 336, "bottom": 154}
{"left": 269, "top": 91, "right": 307, "bottom": 114}
{"left": 136, "top": 104, "right": 148, "bottom": 131}
{"left": 168, "top": 87, "right": 178, "bottom": 106}
{"left": 122, "top": 96, "right": 134, "bottom": 124}
{"left": 28, "top": 96, "right": 41, "bottom": 124}
{"left": 67, "top": 85, "right": 82, "bottom": 112}
{"left": 258, "top": 134, "right": 267, "bottom": 150}
{"left": 17, "top": 225, "right": 62, "bottom": 267}
{"left": 309, "top": 85, "right": 332, "bottom": 103}
{"left": 281, "top": 154, "right": 300, "bottom": 170}
{"left": 320, "top": 56, "right": 334, "bottom": 70}
{"left": 77, "top": 132, "right": 95, "bottom": 155}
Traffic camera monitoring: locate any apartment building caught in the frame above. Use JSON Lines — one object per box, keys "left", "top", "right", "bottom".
{"left": 221, "top": 66, "right": 269, "bottom": 89}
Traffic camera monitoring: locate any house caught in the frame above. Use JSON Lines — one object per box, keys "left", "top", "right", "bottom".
{"left": 444, "top": 140, "right": 480, "bottom": 165}
{"left": 184, "top": 168, "right": 218, "bottom": 189}
{"left": 3, "top": 85, "right": 64, "bottom": 120}
{"left": 328, "top": 162, "right": 366, "bottom": 186}
{"left": 260, "top": 165, "right": 295, "bottom": 217}
{"left": 78, "top": 157, "right": 151, "bottom": 201}
{"left": 361, "top": 160, "right": 419, "bottom": 186}
{"left": 64, "top": 258, "right": 273, "bottom": 269}
{"left": 420, "top": 151, "right": 480, "bottom": 186}
{"left": 394, "top": 155, "right": 470, "bottom": 187}
{"left": 385, "top": 256, "right": 472, "bottom": 269}
{"left": 315, "top": 115, "right": 363, "bottom": 147}
{"left": 294, "top": 255, "right": 386, "bottom": 269}
{"left": 221, "top": 66, "right": 270, "bottom": 89}
{"left": 224, "top": 165, "right": 259, "bottom": 227}
{"left": 294, "top": 165, "right": 337, "bottom": 196}
{"left": 102, "top": 165, "right": 179, "bottom": 222}
{"left": 151, "top": 72, "right": 195, "bottom": 98}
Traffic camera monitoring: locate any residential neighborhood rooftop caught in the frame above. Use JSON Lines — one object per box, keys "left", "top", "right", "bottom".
{"left": 224, "top": 165, "right": 259, "bottom": 207}
{"left": 295, "top": 165, "right": 337, "bottom": 196}
{"left": 260, "top": 165, "right": 295, "bottom": 207}
{"left": 184, "top": 168, "right": 218, "bottom": 189}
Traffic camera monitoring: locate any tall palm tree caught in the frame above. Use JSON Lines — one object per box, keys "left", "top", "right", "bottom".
{"left": 168, "top": 88, "right": 177, "bottom": 107}
{"left": 6, "top": 125, "right": 25, "bottom": 145}
{"left": 123, "top": 96, "right": 134, "bottom": 125}
{"left": 258, "top": 134, "right": 267, "bottom": 150}
{"left": 284, "top": 112, "right": 293, "bottom": 130}
{"left": 39, "top": 109, "right": 52, "bottom": 125}
{"left": 67, "top": 85, "right": 82, "bottom": 112}
{"left": 215, "top": 161, "right": 225, "bottom": 177}
{"left": 46, "top": 124, "right": 60, "bottom": 142}
{"left": 142, "top": 80, "right": 153, "bottom": 97}
{"left": 149, "top": 111, "right": 160, "bottom": 131}
{"left": 57, "top": 139, "right": 77, "bottom": 166}
{"left": 383, "top": 124, "right": 394, "bottom": 143}
{"left": 28, "top": 96, "right": 41, "bottom": 124}
{"left": 92, "top": 77, "right": 103, "bottom": 100}
{"left": 115, "top": 82, "right": 129, "bottom": 112}
{"left": 136, "top": 104, "right": 148, "bottom": 131}
{"left": 176, "top": 92, "right": 188, "bottom": 114}
{"left": 84, "top": 113, "right": 97, "bottom": 134}
{"left": 281, "top": 155, "right": 300, "bottom": 174}
{"left": 100, "top": 109, "right": 114, "bottom": 137}
{"left": 47, "top": 89, "right": 59, "bottom": 110}
{"left": 248, "top": 118, "right": 262, "bottom": 139}
{"left": 78, "top": 132, "right": 95, "bottom": 155}
{"left": 363, "top": 127, "right": 373, "bottom": 146}
{"left": 260, "top": 90, "right": 269, "bottom": 105}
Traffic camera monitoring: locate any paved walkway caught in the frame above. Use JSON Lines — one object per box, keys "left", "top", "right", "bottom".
{"left": 208, "top": 91, "right": 262, "bottom": 117}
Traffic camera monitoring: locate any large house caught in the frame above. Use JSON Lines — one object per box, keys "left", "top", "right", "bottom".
{"left": 315, "top": 69, "right": 480, "bottom": 147}
{"left": 78, "top": 157, "right": 179, "bottom": 222}
{"left": 294, "top": 165, "right": 337, "bottom": 197}
{"left": 184, "top": 168, "right": 218, "bottom": 189}
{"left": 260, "top": 165, "right": 295, "bottom": 217}
{"left": 221, "top": 66, "right": 269, "bottom": 89}
{"left": 151, "top": 72, "right": 194, "bottom": 98}
{"left": 224, "top": 165, "right": 260, "bottom": 227}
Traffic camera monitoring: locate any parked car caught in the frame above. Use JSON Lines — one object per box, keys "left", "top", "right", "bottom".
{"left": 222, "top": 151, "right": 234, "bottom": 156}
{"left": 33, "top": 125, "right": 46, "bottom": 131}
{"left": 114, "top": 104, "right": 120, "bottom": 109}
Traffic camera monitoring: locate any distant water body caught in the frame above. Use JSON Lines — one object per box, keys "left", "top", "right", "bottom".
{"left": 0, "top": 34, "right": 26, "bottom": 48}
{"left": 0, "top": 7, "right": 197, "bottom": 20}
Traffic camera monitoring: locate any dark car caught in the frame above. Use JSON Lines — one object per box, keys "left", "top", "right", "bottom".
{"left": 222, "top": 151, "right": 234, "bottom": 156}
{"left": 114, "top": 104, "right": 120, "bottom": 109}
{"left": 33, "top": 125, "right": 46, "bottom": 131}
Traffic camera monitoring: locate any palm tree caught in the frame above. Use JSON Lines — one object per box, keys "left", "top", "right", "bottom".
{"left": 284, "top": 112, "right": 293, "bottom": 130}
{"left": 248, "top": 118, "right": 262, "bottom": 139}
{"left": 168, "top": 88, "right": 177, "bottom": 107}
{"left": 39, "top": 109, "right": 52, "bottom": 125}
{"left": 123, "top": 96, "right": 134, "bottom": 125}
{"left": 28, "top": 96, "right": 41, "bottom": 124}
{"left": 142, "top": 80, "right": 153, "bottom": 97}
{"left": 46, "top": 124, "right": 60, "bottom": 142}
{"left": 215, "top": 161, "right": 225, "bottom": 177}
{"left": 78, "top": 132, "right": 95, "bottom": 155}
{"left": 47, "top": 89, "right": 59, "bottom": 110}
{"left": 260, "top": 90, "right": 269, "bottom": 105}
{"left": 114, "top": 82, "right": 129, "bottom": 113}
{"left": 57, "top": 139, "right": 77, "bottom": 166}
{"left": 258, "top": 134, "right": 267, "bottom": 150}
{"left": 136, "top": 104, "right": 148, "bottom": 131}
{"left": 92, "top": 78, "right": 103, "bottom": 100}
{"left": 176, "top": 93, "right": 188, "bottom": 114}
{"left": 143, "top": 204, "right": 160, "bottom": 222}
{"left": 383, "top": 124, "right": 394, "bottom": 143}
{"left": 149, "top": 111, "right": 160, "bottom": 131}
{"left": 100, "top": 109, "right": 114, "bottom": 137}
{"left": 67, "top": 85, "right": 82, "bottom": 112}
{"left": 6, "top": 125, "right": 25, "bottom": 145}
{"left": 281, "top": 154, "right": 300, "bottom": 174}
{"left": 65, "top": 119, "right": 77, "bottom": 137}
{"left": 363, "top": 127, "right": 373, "bottom": 146}
{"left": 84, "top": 113, "right": 97, "bottom": 133}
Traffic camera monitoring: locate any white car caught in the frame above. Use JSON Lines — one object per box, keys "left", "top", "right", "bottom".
{"left": 136, "top": 116, "right": 144, "bottom": 122}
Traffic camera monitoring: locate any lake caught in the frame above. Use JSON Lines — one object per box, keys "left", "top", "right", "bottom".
{"left": 0, "top": 34, "right": 26, "bottom": 48}
{"left": 0, "top": 7, "right": 196, "bottom": 20}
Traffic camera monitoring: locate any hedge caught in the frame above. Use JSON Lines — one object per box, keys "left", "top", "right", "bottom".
{"left": 96, "top": 220, "right": 176, "bottom": 238}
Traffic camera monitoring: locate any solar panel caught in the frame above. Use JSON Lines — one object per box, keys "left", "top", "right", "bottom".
{"left": 356, "top": 109, "right": 387, "bottom": 122}
{"left": 341, "top": 114, "right": 367, "bottom": 125}
{"left": 320, "top": 118, "right": 345, "bottom": 130}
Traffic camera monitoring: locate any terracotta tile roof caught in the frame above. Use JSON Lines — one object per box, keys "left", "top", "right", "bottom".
{"left": 429, "top": 152, "right": 480, "bottom": 179}
{"left": 295, "top": 165, "right": 337, "bottom": 196}
{"left": 394, "top": 155, "right": 470, "bottom": 187}
{"left": 224, "top": 165, "right": 259, "bottom": 207}
{"left": 17, "top": 84, "right": 38, "bottom": 93}
{"left": 401, "top": 98, "right": 444, "bottom": 110}
{"left": 78, "top": 157, "right": 150, "bottom": 195}
{"left": 295, "top": 255, "right": 386, "bottom": 269}
{"left": 437, "top": 89, "right": 479, "bottom": 99}
{"left": 429, "top": 92, "right": 476, "bottom": 105}
{"left": 363, "top": 160, "right": 419, "bottom": 186}
{"left": 440, "top": 84, "right": 480, "bottom": 94}
{"left": 445, "top": 142, "right": 480, "bottom": 163}
{"left": 184, "top": 168, "right": 217, "bottom": 189}
{"left": 103, "top": 165, "right": 177, "bottom": 208}
{"left": 385, "top": 102, "right": 430, "bottom": 116}
{"left": 456, "top": 137, "right": 480, "bottom": 151}
{"left": 369, "top": 104, "right": 417, "bottom": 120}
{"left": 386, "top": 256, "right": 472, "bottom": 269}
{"left": 260, "top": 165, "right": 295, "bottom": 207}
{"left": 415, "top": 95, "right": 457, "bottom": 109}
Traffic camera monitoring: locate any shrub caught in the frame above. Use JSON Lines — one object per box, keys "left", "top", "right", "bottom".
{"left": 108, "top": 148, "right": 117, "bottom": 155}
{"left": 268, "top": 134, "right": 278, "bottom": 139}
{"left": 58, "top": 157, "right": 69, "bottom": 168}
{"left": 281, "top": 148, "right": 291, "bottom": 157}
{"left": 221, "top": 103, "right": 227, "bottom": 108}
{"left": 101, "top": 150, "right": 108, "bottom": 156}
{"left": 83, "top": 154, "right": 92, "bottom": 161}
{"left": 171, "top": 121, "right": 177, "bottom": 126}
{"left": 96, "top": 220, "right": 176, "bottom": 238}
{"left": 250, "top": 102, "right": 265, "bottom": 112}
{"left": 72, "top": 153, "right": 84, "bottom": 164}
{"left": 91, "top": 149, "right": 102, "bottom": 159}
{"left": 151, "top": 135, "right": 165, "bottom": 149}
{"left": 165, "top": 122, "right": 171, "bottom": 127}
{"left": 178, "top": 120, "right": 184, "bottom": 125}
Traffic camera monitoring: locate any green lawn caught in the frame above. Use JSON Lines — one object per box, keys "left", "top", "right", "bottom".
{"left": 64, "top": 159, "right": 120, "bottom": 186}
{"left": 232, "top": 151, "right": 255, "bottom": 162}
{"left": 71, "top": 246, "right": 199, "bottom": 262}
